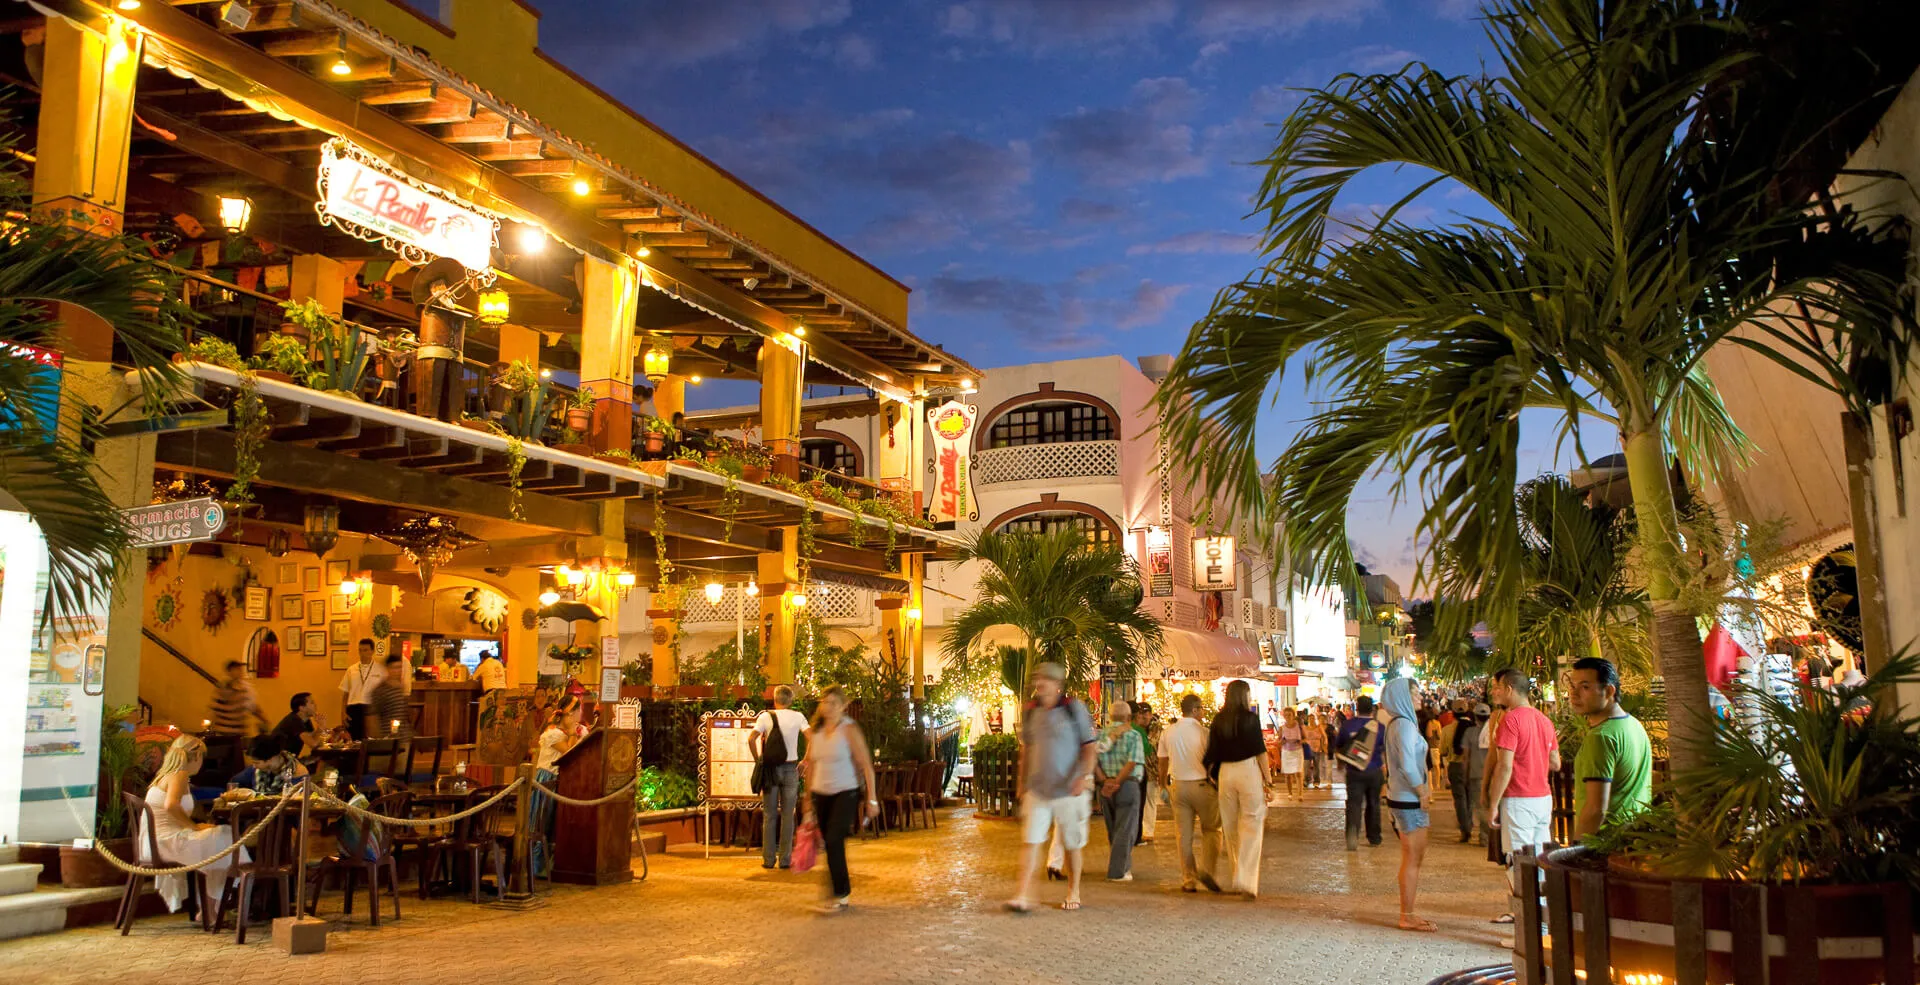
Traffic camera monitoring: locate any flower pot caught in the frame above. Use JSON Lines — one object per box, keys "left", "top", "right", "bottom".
{"left": 60, "top": 838, "right": 133, "bottom": 888}
{"left": 457, "top": 418, "right": 495, "bottom": 433}
{"left": 675, "top": 684, "right": 715, "bottom": 699}
{"left": 643, "top": 432, "right": 665, "bottom": 454}
{"left": 741, "top": 465, "right": 767, "bottom": 484}
{"left": 278, "top": 320, "right": 307, "bottom": 342}
{"left": 254, "top": 370, "right": 293, "bottom": 384}
{"left": 566, "top": 407, "right": 594, "bottom": 432}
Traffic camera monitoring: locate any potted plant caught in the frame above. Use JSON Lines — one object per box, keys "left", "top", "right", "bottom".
{"left": 495, "top": 360, "right": 554, "bottom": 442}
{"left": 640, "top": 416, "right": 678, "bottom": 455}
{"left": 249, "top": 333, "right": 311, "bottom": 385}
{"left": 294, "top": 300, "right": 371, "bottom": 398}
{"left": 183, "top": 336, "right": 245, "bottom": 370}
{"left": 1529, "top": 657, "right": 1920, "bottom": 985}
{"left": 566, "top": 385, "right": 596, "bottom": 433}
{"left": 278, "top": 297, "right": 332, "bottom": 343}
{"left": 60, "top": 706, "right": 146, "bottom": 887}
{"left": 669, "top": 444, "right": 703, "bottom": 468}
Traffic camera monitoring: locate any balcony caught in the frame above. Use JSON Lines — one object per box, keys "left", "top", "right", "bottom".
{"left": 973, "top": 440, "right": 1120, "bottom": 486}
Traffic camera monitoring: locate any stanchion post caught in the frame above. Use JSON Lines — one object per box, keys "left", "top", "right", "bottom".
{"left": 501, "top": 765, "right": 535, "bottom": 904}
{"left": 272, "top": 779, "right": 327, "bottom": 954}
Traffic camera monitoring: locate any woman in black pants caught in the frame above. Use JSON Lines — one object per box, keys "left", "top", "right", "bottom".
{"left": 802, "top": 685, "right": 878, "bottom": 912}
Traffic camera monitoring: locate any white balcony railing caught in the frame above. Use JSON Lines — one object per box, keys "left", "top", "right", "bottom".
{"left": 973, "top": 440, "right": 1120, "bottom": 485}
{"left": 680, "top": 586, "right": 875, "bottom": 629}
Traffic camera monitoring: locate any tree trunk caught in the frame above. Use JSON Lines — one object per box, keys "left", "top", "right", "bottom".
{"left": 1622, "top": 427, "right": 1708, "bottom": 775}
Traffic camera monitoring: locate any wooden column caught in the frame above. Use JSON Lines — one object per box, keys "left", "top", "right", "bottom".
{"left": 578, "top": 256, "right": 637, "bottom": 454}
{"left": 497, "top": 323, "right": 540, "bottom": 368}
{"left": 31, "top": 19, "right": 138, "bottom": 234}
{"left": 759, "top": 336, "right": 804, "bottom": 479}
{"left": 758, "top": 531, "right": 799, "bottom": 685}
{"left": 908, "top": 553, "right": 926, "bottom": 699}
{"left": 647, "top": 603, "right": 681, "bottom": 688}
{"left": 288, "top": 256, "right": 346, "bottom": 318}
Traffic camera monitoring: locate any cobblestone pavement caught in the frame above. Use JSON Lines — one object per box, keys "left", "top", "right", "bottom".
{"left": 1, "top": 787, "right": 1511, "bottom": 985}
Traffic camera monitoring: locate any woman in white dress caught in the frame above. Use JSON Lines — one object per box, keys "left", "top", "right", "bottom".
{"left": 140, "top": 735, "right": 247, "bottom": 915}
{"left": 1276, "top": 706, "right": 1305, "bottom": 800}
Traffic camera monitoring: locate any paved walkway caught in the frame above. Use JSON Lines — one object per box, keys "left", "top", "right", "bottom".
{"left": 0, "top": 788, "right": 1510, "bottom": 985}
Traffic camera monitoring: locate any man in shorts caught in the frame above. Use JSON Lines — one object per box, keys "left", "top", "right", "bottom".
{"left": 1486, "top": 668, "right": 1560, "bottom": 932}
{"left": 1007, "top": 662, "right": 1096, "bottom": 913}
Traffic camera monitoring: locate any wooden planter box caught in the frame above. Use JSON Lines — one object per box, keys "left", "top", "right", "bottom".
{"left": 969, "top": 743, "right": 1019, "bottom": 817}
{"left": 1520, "top": 847, "right": 1918, "bottom": 985}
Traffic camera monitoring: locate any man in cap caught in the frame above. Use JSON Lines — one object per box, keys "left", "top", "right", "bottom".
{"left": 1007, "top": 662, "right": 1096, "bottom": 913}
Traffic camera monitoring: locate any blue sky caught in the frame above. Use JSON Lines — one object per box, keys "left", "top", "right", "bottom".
{"left": 535, "top": 0, "right": 1569, "bottom": 592}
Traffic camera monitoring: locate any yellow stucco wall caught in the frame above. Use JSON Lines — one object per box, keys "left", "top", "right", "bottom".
{"left": 328, "top": 0, "right": 911, "bottom": 330}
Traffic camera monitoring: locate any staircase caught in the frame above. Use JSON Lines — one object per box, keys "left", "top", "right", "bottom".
{"left": 0, "top": 844, "right": 128, "bottom": 941}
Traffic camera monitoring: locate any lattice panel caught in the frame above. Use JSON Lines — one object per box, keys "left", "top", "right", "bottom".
{"left": 972, "top": 440, "right": 1119, "bottom": 485}
{"left": 680, "top": 593, "right": 754, "bottom": 627}
{"left": 680, "top": 587, "right": 875, "bottom": 627}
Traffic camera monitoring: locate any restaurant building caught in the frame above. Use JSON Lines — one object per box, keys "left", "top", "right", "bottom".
{"left": 0, "top": 0, "right": 976, "bottom": 850}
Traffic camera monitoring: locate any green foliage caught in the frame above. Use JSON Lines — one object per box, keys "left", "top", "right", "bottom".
{"left": 1606, "top": 654, "right": 1920, "bottom": 884}
{"left": 249, "top": 333, "right": 314, "bottom": 383}
{"left": 495, "top": 360, "right": 554, "bottom": 441}
{"left": 504, "top": 435, "right": 526, "bottom": 521}
{"left": 641, "top": 415, "right": 679, "bottom": 437}
{"left": 634, "top": 766, "right": 700, "bottom": 812}
{"left": 570, "top": 384, "right": 596, "bottom": 410}
{"left": 791, "top": 616, "right": 915, "bottom": 760}
{"left": 226, "top": 375, "right": 270, "bottom": 508}
{"left": 94, "top": 705, "right": 146, "bottom": 840}
{"left": 682, "top": 635, "right": 769, "bottom": 695}
{"left": 186, "top": 336, "right": 244, "bottom": 370}
{"left": 941, "top": 528, "right": 1163, "bottom": 688}
{"left": 306, "top": 310, "right": 372, "bottom": 395}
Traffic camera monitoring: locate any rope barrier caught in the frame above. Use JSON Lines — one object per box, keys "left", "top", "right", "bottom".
{"left": 90, "top": 789, "right": 302, "bottom": 877}
{"left": 528, "top": 776, "right": 637, "bottom": 807}
{"left": 308, "top": 780, "right": 524, "bottom": 827}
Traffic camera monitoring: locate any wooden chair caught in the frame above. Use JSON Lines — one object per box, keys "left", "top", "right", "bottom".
{"left": 910, "top": 761, "right": 943, "bottom": 829}
{"left": 354, "top": 738, "right": 401, "bottom": 793}
{"left": 403, "top": 736, "right": 444, "bottom": 787}
{"left": 308, "top": 790, "right": 405, "bottom": 926}
{"left": 416, "top": 784, "right": 509, "bottom": 903}
{"left": 879, "top": 766, "right": 915, "bottom": 832}
{"left": 214, "top": 799, "right": 297, "bottom": 944}
{"left": 117, "top": 791, "right": 214, "bottom": 934}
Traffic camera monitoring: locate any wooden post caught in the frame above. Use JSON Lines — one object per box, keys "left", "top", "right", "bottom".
{"left": 1670, "top": 880, "right": 1708, "bottom": 985}
{"left": 1842, "top": 412, "right": 1893, "bottom": 673}
{"left": 1728, "top": 881, "right": 1769, "bottom": 985}
{"left": 501, "top": 763, "right": 536, "bottom": 904}
{"left": 1579, "top": 870, "right": 1612, "bottom": 985}
{"left": 1545, "top": 863, "right": 1576, "bottom": 985}
{"left": 1884, "top": 884, "right": 1916, "bottom": 985}
{"left": 1516, "top": 849, "right": 1544, "bottom": 985}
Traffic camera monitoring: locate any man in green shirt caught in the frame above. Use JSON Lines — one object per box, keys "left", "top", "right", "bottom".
{"left": 1568, "top": 657, "right": 1652, "bottom": 838}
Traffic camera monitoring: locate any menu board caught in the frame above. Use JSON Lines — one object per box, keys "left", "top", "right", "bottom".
{"left": 700, "top": 712, "right": 759, "bottom": 804}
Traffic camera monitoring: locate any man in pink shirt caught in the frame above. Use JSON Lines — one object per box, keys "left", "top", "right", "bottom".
{"left": 1485, "top": 668, "right": 1560, "bottom": 928}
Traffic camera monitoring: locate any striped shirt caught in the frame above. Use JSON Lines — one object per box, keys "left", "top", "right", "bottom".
{"left": 209, "top": 679, "right": 257, "bottom": 734}
{"left": 371, "top": 682, "right": 411, "bottom": 739}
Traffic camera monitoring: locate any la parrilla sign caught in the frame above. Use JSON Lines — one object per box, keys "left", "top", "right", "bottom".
{"left": 316, "top": 139, "right": 498, "bottom": 275}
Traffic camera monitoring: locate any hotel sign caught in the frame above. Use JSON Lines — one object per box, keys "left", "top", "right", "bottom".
{"left": 317, "top": 139, "right": 498, "bottom": 276}
{"left": 926, "top": 400, "right": 978, "bottom": 524}
{"left": 123, "top": 498, "right": 226, "bottom": 548}
{"left": 1191, "top": 535, "right": 1237, "bottom": 591}
{"left": 1145, "top": 526, "right": 1173, "bottom": 598}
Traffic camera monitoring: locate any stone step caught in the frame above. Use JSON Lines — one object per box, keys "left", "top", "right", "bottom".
{"left": 0, "top": 843, "right": 17, "bottom": 864}
{"left": 0, "top": 862, "right": 43, "bottom": 897}
{"left": 0, "top": 885, "right": 124, "bottom": 942}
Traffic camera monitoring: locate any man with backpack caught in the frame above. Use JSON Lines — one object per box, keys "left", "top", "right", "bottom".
{"left": 1335, "top": 695, "right": 1386, "bottom": 850}
{"left": 751, "top": 685, "right": 809, "bottom": 869}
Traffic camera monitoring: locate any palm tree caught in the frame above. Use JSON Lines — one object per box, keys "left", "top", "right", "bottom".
{"left": 941, "top": 528, "right": 1164, "bottom": 693}
{"left": 0, "top": 134, "right": 194, "bottom": 625}
{"left": 1152, "top": 0, "right": 1914, "bottom": 772}
{"left": 1503, "top": 474, "right": 1649, "bottom": 675}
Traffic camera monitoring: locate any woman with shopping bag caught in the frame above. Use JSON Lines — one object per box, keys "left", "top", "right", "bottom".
{"left": 800, "top": 685, "right": 877, "bottom": 913}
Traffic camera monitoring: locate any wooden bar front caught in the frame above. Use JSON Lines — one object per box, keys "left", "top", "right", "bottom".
{"left": 552, "top": 727, "right": 639, "bottom": 885}
{"left": 411, "top": 681, "right": 480, "bottom": 747}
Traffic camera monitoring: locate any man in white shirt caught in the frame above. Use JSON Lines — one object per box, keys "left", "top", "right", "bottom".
{"left": 750, "top": 685, "right": 809, "bottom": 869}
{"left": 338, "top": 638, "right": 383, "bottom": 740}
{"left": 1160, "top": 693, "right": 1222, "bottom": 893}
{"left": 474, "top": 650, "right": 507, "bottom": 692}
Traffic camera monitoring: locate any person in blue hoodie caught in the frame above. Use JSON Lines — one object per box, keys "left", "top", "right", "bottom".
{"left": 1380, "top": 677, "right": 1436, "bottom": 932}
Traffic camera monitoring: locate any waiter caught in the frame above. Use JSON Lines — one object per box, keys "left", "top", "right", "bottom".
{"left": 475, "top": 649, "right": 507, "bottom": 692}
{"left": 338, "top": 638, "right": 383, "bottom": 740}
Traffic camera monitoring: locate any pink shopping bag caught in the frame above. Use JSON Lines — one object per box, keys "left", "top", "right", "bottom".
{"left": 791, "top": 818, "right": 822, "bottom": 873}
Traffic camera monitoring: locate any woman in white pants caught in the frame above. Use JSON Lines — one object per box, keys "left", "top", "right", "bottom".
{"left": 1203, "top": 680, "right": 1271, "bottom": 900}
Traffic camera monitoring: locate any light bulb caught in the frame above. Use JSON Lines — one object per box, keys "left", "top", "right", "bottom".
{"left": 905, "top": 606, "right": 922, "bottom": 622}
{"left": 791, "top": 593, "right": 807, "bottom": 609}
{"left": 704, "top": 582, "right": 724, "bottom": 604}
{"left": 571, "top": 178, "right": 591, "bottom": 196}
{"left": 792, "top": 325, "right": 807, "bottom": 338}
{"left": 330, "top": 57, "right": 352, "bottom": 76}
{"left": 338, "top": 578, "right": 359, "bottom": 596}
{"left": 744, "top": 583, "right": 759, "bottom": 597}
{"left": 689, "top": 374, "right": 703, "bottom": 384}
{"left": 514, "top": 225, "right": 546, "bottom": 255}
{"left": 635, "top": 246, "right": 651, "bottom": 258}
{"left": 566, "top": 567, "right": 586, "bottom": 586}
{"left": 116, "top": 0, "right": 140, "bottom": 9}
{"left": 538, "top": 589, "right": 560, "bottom": 606}
{"left": 615, "top": 571, "right": 636, "bottom": 588}
{"left": 555, "top": 564, "right": 572, "bottom": 581}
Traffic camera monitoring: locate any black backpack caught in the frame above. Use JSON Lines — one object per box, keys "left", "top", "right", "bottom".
{"left": 750, "top": 712, "right": 791, "bottom": 794}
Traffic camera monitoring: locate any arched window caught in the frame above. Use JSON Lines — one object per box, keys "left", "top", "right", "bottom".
{"left": 993, "top": 510, "right": 1117, "bottom": 546}
{"left": 800, "top": 437, "right": 858, "bottom": 475}
{"left": 987, "top": 400, "right": 1114, "bottom": 448}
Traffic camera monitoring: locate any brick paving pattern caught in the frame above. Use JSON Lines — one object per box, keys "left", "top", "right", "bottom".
{"left": 0, "top": 789, "right": 1510, "bottom": 985}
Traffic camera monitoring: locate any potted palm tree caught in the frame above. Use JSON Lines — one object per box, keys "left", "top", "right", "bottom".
{"left": 59, "top": 705, "right": 148, "bottom": 887}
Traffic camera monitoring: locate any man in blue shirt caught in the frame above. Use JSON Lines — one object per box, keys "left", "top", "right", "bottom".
{"left": 1335, "top": 695, "right": 1386, "bottom": 850}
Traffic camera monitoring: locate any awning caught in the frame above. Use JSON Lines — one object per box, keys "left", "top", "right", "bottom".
{"left": 1325, "top": 676, "right": 1361, "bottom": 692}
{"left": 1158, "top": 627, "right": 1262, "bottom": 679}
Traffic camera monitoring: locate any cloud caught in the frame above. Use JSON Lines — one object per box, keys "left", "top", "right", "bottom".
{"left": 924, "top": 272, "right": 1189, "bottom": 348}
{"left": 1432, "top": 0, "right": 1483, "bottom": 20}
{"left": 1125, "top": 230, "right": 1261, "bottom": 256}
{"left": 1348, "top": 537, "right": 1386, "bottom": 572}
{"left": 1041, "top": 77, "right": 1208, "bottom": 188}
{"left": 1191, "top": 40, "right": 1231, "bottom": 71}
{"left": 538, "top": 0, "right": 852, "bottom": 67}
{"left": 1343, "top": 44, "right": 1420, "bottom": 74}
{"left": 1191, "top": 0, "right": 1380, "bottom": 38}
{"left": 1059, "top": 198, "right": 1130, "bottom": 225}
{"left": 940, "top": 0, "right": 1178, "bottom": 52}
{"left": 834, "top": 133, "right": 1033, "bottom": 201}
{"left": 691, "top": 106, "right": 916, "bottom": 195}
{"left": 830, "top": 34, "right": 878, "bottom": 70}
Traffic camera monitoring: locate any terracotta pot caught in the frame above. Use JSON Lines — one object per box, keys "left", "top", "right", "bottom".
{"left": 60, "top": 839, "right": 133, "bottom": 888}
{"left": 675, "top": 684, "right": 715, "bottom": 699}
{"left": 566, "top": 406, "right": 593, "bottom": 432}
{"left": 278, "top": 320, "right": 307, "bottom": 342}
{"left": 643, "top": 432, "right": 665, "bottom": 454}
{"left": 741, "top": 465, "right": 767, "bottom": 484}
{"left": 457, "top": 418, "right": 494, "bottom": 433}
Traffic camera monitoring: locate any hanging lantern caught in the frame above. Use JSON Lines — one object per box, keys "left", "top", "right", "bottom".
{"left": 217, "top": 194, "right": 253, "bottom": 234}
{"left": 265, "top": 528, "right": 291, "bottom": 558}
{"left": 475, "top": 288, "right": 510, "bottom": 326}
{"left": 642, "top": 345, "right": 671, "bottom": 383}
{"left": 303, "top": 505, "right": 340, "bottom": 559}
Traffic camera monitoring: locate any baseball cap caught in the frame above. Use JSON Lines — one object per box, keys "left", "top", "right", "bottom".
{"left": 1032, "top": 662, "right": 1065, "bottom": 682}
{"left": 1475, "top": 702, "right": 1492, "bottom": 716}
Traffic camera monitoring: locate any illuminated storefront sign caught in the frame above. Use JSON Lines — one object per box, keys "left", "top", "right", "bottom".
{"left": 925, "top": 400, "right": 978, "bottom": 524}
{"left": 317, "top": 139, "right": 499, "bottom": 276}
{"left": 122, "top": 497, "right": 227, "bottom": 548}
{"left": 1145, "top": 525, "right": 1173, "bottom": 598}
{"left": 1191, "top": 535, "right": 1237, "bottom": 591}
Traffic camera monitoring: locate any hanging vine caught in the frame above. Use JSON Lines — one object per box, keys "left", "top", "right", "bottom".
{"left": 226, "top": 373, "right": 270, "bottom": 508}
{"left": 796, "top": 488, "right": 819, "bottom": 588}
{"left": 720, "top": 474, "right": 742, "bottom": 543}
{"left": 505, "top": 435, "right": 527, "bottom": 521}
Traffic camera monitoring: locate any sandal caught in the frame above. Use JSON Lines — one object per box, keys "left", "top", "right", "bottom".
{"left": 1061, "top": 898, "right": 1081, "bottom": 911}
{"left": 1003, "top": 900, "right": 1035, "bottom": 914}
{"left": 1399, "top": 916, "right": 1439, "bottom": 932}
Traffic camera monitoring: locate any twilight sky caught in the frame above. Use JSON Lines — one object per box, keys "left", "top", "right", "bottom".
{"left": 534, "top": 0, "right": 1571, "bottom": 592}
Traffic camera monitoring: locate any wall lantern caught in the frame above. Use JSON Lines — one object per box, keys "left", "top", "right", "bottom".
{"left": 338, "top": 578, "right": 360, "bottom": 596}
{"left": 642, "top": 346, "right": 671, "bottom": 383}
{"left": 790, "top": 592, "right": 808, "bottom": 609}
{"left": 704, "top": 581, "right": 725, "bottom": 605}
{"left": 538, "top": 589, "right": 560, "bottom": 607}
{"left": 303, "top": 504, "right": 339, "bottom": 560}
{"left": 217, "top": 194, "right": 253, "bottom": 234}
{"left": 475, "top": 288, "right": 510, "bottom": 326}
{"left": 904, "top": 606, "right": 922, "bottom": 622}
{"left": 744, "top": 583, "right": 759, "bottom": 598}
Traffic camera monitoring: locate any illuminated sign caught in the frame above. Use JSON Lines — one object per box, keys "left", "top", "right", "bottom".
{"left": 925, "top": 400, "right": 978, "bottom": 524}
{"left": 1191, "top": 535, "right": 1237, "bottom": 591}
{"left": 317, "top": 139, "right": 498, "bottom": 276}
{"left": 1146, "top": 526, "right": 1173, "bottom": 598}
{"left": 122, "top": 498, "right": 226, "bottom": 547}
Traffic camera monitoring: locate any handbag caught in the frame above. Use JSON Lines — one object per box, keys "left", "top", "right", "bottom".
{"left": 750, "top": 711, "right": 792, "bottom": 794}
{"left": 791, "top": 818, "right": 821, "bottom": 873}
{"left": 1336, "top": 720, "right": 1380, "bottom": 771}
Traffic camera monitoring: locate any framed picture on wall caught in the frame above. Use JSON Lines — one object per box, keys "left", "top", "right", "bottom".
{"left": 284, "top": 626, "right": 303, "bottom": 653}
{"left": 330, "top": 619, "right": 350, "bottom": 645}
{"left": 329, "top": 594, "right": 349, "bottom": 615}
{"left": 277, "top": 563, "right": 297, "bottom": 586}
{"left": 243, "top": 586, "right": 269, "bottom": 622}
{"left": 280, "top": 594, "right": 303, "bottom": 620}
{"left": 325, "top": 559, "right": 349, "bottom": 584}
{"left": 330, "top": 649, "right": 349, "bottom": 670}
{"left": 307, "top": 599, "right": 326, "bottom": 626}
{"left": 301, "top": 567, "right": 321, "bottom": 593}
{"left": 305, "top": 632, "right": 326, "bottom": 657}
